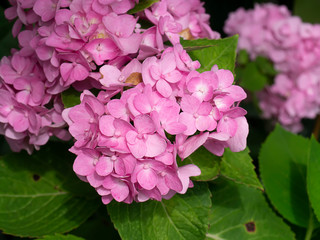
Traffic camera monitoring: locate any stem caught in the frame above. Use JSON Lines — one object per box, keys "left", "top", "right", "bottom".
{"left": 304, "top": 208, "right": 314, "bottom": 240}
{"left": 312, "top": 115, "right": 320, "bottom": 140}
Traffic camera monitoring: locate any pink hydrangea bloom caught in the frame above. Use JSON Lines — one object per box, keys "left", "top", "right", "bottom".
{"left": 2, "top": 0, "right": 248, "bottom": 205}
{"left": 63, "top": 44, "right": 248, "bottom": 204}
{"left": 225, "top": 3, "right": 320, "bottom": 132}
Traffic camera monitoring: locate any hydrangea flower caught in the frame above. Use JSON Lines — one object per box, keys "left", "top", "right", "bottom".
{"left": 225, "top": 3, "right": 320, "bottom": 132}
{"left": 63, "top": 44, "right": 248, "bottom": 204}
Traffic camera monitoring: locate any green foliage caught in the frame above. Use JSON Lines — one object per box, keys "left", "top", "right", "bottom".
{"left": 61, "top": 87, "right": 81, "bottom": 108}
{"left": 294, "top": 0, "right": 320, "bottom": 24}
{"left": 127, "top": 0, "right": 160, "bottom": 14}
{"left": 179, "top": 146, "right": 221, "bottom": 181}
{"left": 207, "top": 179, "right": 295, "bottom": 240}
{"left": 0, "top": 7, "right": 18, "bottom": 56}
{"left": 221, "top": 148, "right": 263, "bottom": 190}
{"left": 259, "top": 125, "right": 310, "bottom": 227}
{"left": 38, "top": 234, "right": 85, "bottom": 240}
{"left": 108, "top": 182, "right": 211, "bottom": 240}
{"left": 236, "top": 52, "right": 276, "bottom": 92}
{"left": 307, "top": 137, "right": 320, "bottom": 222}
{"left": 0, "top": 142, "right": 100, "bottom": 238}
{"left": 181, "top": 35, "right": 238, "bottom": 73}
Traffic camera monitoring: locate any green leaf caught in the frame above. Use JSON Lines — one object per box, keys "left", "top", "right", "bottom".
{"left": 237, "top": 50, "right": 249, "bottom": 66}
{"left": 61, "top": 87, "right": 81, "bottom": 108}
{"left": 259, "top": 125, "right": 310, "bottom": 227}
{"left": 293, "top": 0, "right": 320, "bottom": 24}
{"left": 307, "top": 137, "right": 320, "bottom": 222}
{"left": 206, "top": 179, "right": 295, "bottom": 240}
{"left": 38, "top": 234, "right": 85, "bottom": 240}
{"left": 238, "top": 62, "right": 268, "bottom": 92}
{"left": 181, "top": 35, "right": 238, "bottom": 73}
{"left": 108, "top": 182, "right": 211, "bottom": 240}
{"left": 70, "top": 205, "right": 121, "bottom": 240}
{"left": 220, "top": 148, "right": 263, "bottom": 190}
{"left": 0, "top": 142, "right": 100, "bottom": 237}
{"left": 179, "top": 146, "right": 220, "bottom": 181}
{"left": 127, "top": 0, "right": 160, "bottom": 14}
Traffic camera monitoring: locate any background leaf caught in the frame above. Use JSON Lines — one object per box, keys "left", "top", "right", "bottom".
{"left": 220, "top": 148, "right": 263, "bottom": 190}
{"left": 108, "top": 182, "right": 211, "bottom": 240}
{"left": 61, "top": 87, "right": 81, "bottom": 108}
{"left": 206, "top": 178, "right": 295, "bottom": 240}
{"left": 307, "top": 137, "right": 320, "bottom": 222}
{"left": 259, "top": 125, "right": 310, "bottom": 227}
{"left": 38, "top": 234, "right": 85, "bottom": 240}
{"left": 293, "top": 0, "right": 320, "bottom": 24}
{"left": 128, "top": 0, "right": 160, "bottom": 14}
{"left": 178, "top": 146, "right": 220, "bottom": 181}
{"left": 181, "top": 35, "right": 238, "bottom": 73}
{"left": 0, "top": 142, "right": 100, "bottom": 237}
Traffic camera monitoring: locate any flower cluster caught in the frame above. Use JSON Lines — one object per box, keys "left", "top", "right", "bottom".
{"left": 63, "top": 44, "right": 248, "bottom": 204}
{"left": 1, "top": 0, "right": 249, "bottom": 204}
{"left": 225, "top": 3, "right": 320, "bottom": 132}
{"left": 1, "top": 0, "right": 219, "bottom": 152}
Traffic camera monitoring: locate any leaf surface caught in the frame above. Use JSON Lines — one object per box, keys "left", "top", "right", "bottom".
{"left": 207, "top": 179, "right": 295, "bottom": 240}
{"left": 0, "top": 142, "right": 99, "bottom": 237}
{"left": 181, "top": 35, "right": 238, "bottom": 73}
{"left": 108, "top": 182, "right": 211, "bottom": 240}
{"left": 259, "top": 125, "right": 310, "bottom": 227}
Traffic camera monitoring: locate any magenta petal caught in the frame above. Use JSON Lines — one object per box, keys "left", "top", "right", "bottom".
{"left": 195, "top": 116, "right": 211, "bottom": 131}
{"left": 164, "top": 70, "right": 182, "bottom": 83}
{"left": 99, "top": 115, "right": 115, "bottom": 136}
{"left": 8, "top": 111, "right": 29, "bottom": 133}
{"left": 165, "top": 122, "right": 187, "bottom": 135}
{"left": 216, "top": 69, "right": 234, "bottom": 88}
{"left": 133, "top": 94, "right": 152, "bottom": 114}
{"left": 73, "top": 153, "right": 95, "bottom": 176}
{"left": 145, "top": 134, "right": 167, "bottom": 157}
{"left": 114, "top": 158, "right": 126, "bottom": 176}
{"left": 226, "top": 117, "right": 249, "bottom": 152}
{"left": 102, "top": 195, "right": 113, "bottom": 204}
{"left": 165, "top": 173, "right": 183, "bottom": 192}
{"left": 128, "top": 138, "right": 146, "bottom": 159}
{"left": 111, "top": 181, "right": 129, "bottom": 202}
{"left": 107, "top": 100, "right": 126, "bottom": 118}
{"left": 179, "top": 132, "right": 209, "bottom": 159}
{"left": 87, "top": 171, "right": 105, "bottom": 188}
{"left": 156, "top": 79, "right": 172, "bottom": 98}
{"left": 180, "top": 95, "right": 200, "bottom": 113}
{"left": 99, "top": 65, "right": 121, "bottom": 87}
{"left": 177, "top": 164, "right": 201, "bottom": 194}
{"left": 217, "top": 116, "right": 238, "bottom": 137}
{"left": 134, "top": 114, "right": 155, "bottom": 134}
{"left": 179, "top": 112, "right": 196, "bottom": 136}
{"left": 204, "top": 139, "right": 227, "bottom": 156}
{"left": 96, "top": 156, "right": 113, "bottom": 176}
{"left": 137, "top": 168, "right": 158, "bottom": 190}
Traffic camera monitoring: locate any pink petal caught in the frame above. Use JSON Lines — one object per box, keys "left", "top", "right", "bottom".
{"left": 87, "top": 171, "right": 105, "bottom": 188}
{"left": 73, "top": 153, "right": 95, "bottom": 176}
{"left": 134, "top": 114, "right": 155, "bottom": 134}
{"left": 156, "top": 79, "right": 172, "bottom": 98}
{"left": 178, "top": 132, "right": 209, "bottom": 159}
{"left": 99, "top": 115, "right": 115, "bottom": 136}
{"left": 216, "top": 69, "right": 234, "bottom": 89}
{"left": 179, "top": 112, "right": 196, "bottom": 136}
{"left": 145, "top": 134, "right": 167, "bottom": 157}
{"left": 217, "top": 116, "right": 237, "bottom": 137}
{"left": 96, "top": 156, "right": 113, "bottom": 176}
{"left": 111, "top": 180, "right": 129, "bottom": 202}
{"left": 226, "top": 117, "right": 249, "bottom": 152}
{"left": 177, "top": 165, "right": 201, "bottom": 194}
{"left": 137, "top": 168, "right": 158, "bottom": 190}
